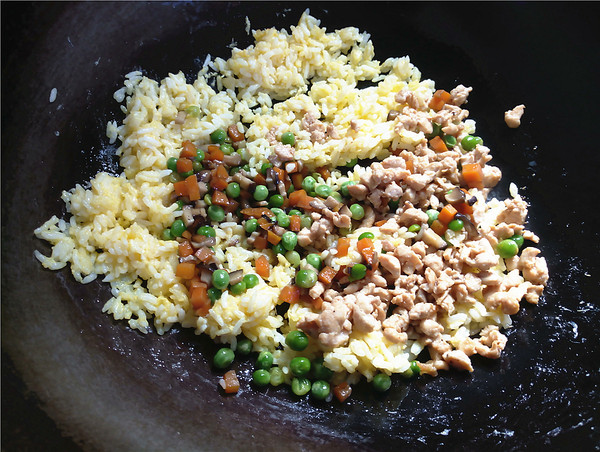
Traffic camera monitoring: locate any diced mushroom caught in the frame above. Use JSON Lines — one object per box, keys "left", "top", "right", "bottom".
{"left": 228, "top": 270, "right": 244, "bottom": 286}
{"left": 422, "top": 228, "right": 447, "bottom": 249}
{"left": 175, "top": 111, "right": 187, "bottom": 124}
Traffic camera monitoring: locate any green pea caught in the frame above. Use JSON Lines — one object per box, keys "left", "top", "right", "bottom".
{"left": 311, "top": 380, "right": 331, "bottom": 400}
{"left": 408, "top": 224, "right": 421, "bottom": 233}
{"left": 170, "top": 219, "right": 186, "bottom": 237}
{"left": 426, "top": 122, "right": 442, "bottom": 139}
{"left": 350, "top": 203, "right": 365, "bottom": 220}
{"left": 212, "top": 269, "right": 230, "bottom": 290}
{"left": 280, "top": 231, "right": 297, "bottom": 251}
{"left": 252, "top": 369, "right": 271, "bottom": 387}
{"left": 350, "top": 264, "right": 367, "bottom": 281}
{"left": 253, "top": 185, "right": 269, "bottom": 201}
{"left": 245, "top": 218, "right": 258, "bottom": 234}
{"left": 443, "top": 135, "right": 457, "bottom": 148}
{"left": 291, "top": 377, "right": 311, "bottom": 396}
{"left": 372, "top": 373, "right": 391, "bottom": 392}
{"left": 260, "top": 162, "right": 273, "bottom": 175}
{"left": 290, "top": 356, "right": 311, "bottom": 376}
{"left": 285, "top": 250, "right": 301, "bottom": 267}
{"left": 180, "top": 170, "right": 194, "bottom": 178}
{"left": 358, "top": 232, "right": 375, "bottom": 240}
{"left": 287, "top": 184, "right": 295, "bottom": 195}
{"left": 220, "top": 143, "right": 234, "bottom": 155}
{"left": 230, "top": 166, "right": 241, "bottom": 176}
{"left": 256, "top": 350, "right": 274, "bottom": 370}
{"left": 306, "top": 253, "right": 322, "bottom": 271}
{"left": 346, "top": 157, "right": 358, "bottom": 167}
{"left": 277, "top": 213, "right": 290, "bottom": 228}
{"left": 210, "top": 128, "right": 227, "bottom": 144}
{"left": 272, "top": 242, "right": 285, "bottom": 256}
{"left": 497, "top": 239, "right": 519, "bottom": 259}
{"left": 301, "top": 176, "right": 316, "bottom": 193}
{"left": 338, "top": 227, "right": 351, "bottom": 236}
{"left": 461, "top": 135, "right": 483, "bottom": 152}
{"left": 410, "top": 360, "right": 421, "bottom": 376}
{"left": 269, "top": 367, "right": 285, "bottom": 386}
{"left": 341, "top": 181, "right": 357, "bottom": 197}
{"left": 243, "top": 274, "right": 259, "bottom": 289}
{"left": 185, "top": 105, "right": 201, "bottom": 118}
{"left": 192, "top": 160, "right": 203, "bottom": 172}
{"left": 448, "top": 218, "right": 464, "bottom": 231}
{"left": 242, "top": 164, "right": 251, "bottom": 172}
{"left": 510, "top": 234, "right": 524, "bottom": 248}
{"left": 314, "top": 184, "right": 331, "bottom": 198}
{"left": 236, "top": 338, "right": 253, "bottom": 355}
{"left": 270, "top": 208, "right": 284, "bottom": 216}
{"left": 269, "top": 194, "right": 285, "bottom": 208}
{"left": 175, "top": 200, "right": 184, "bottom": 210}
{"left": 161, "top": 229, "right": 173, "bottom": 241}
{"left": 426, "top": 209, "right": 439, "bottom": 225}
{"left": 288, "top": 209, "right": 302, "bottom": 217}
{"left": 296, "top": 268, "right": 318, "bottom": 288}
{"left": 281, "top": 131, "right": 295, "bottom": 145}
{"left": 300, "top": 215, "right": 312, "bottom": 229}
{"left": 312, "top": 357, "right": 334, "bottom": 381}
{"left": 286, "top": 330, "right": 309, "bottom": 351}
{"left": 207, "top": 287, "right": 222, "bottom": 304}
{"left": 167, "top": 157, "right": 178, "bottom": 172}
{"left": 196, "top": 149, "right": 205, "bottom": 161}
{"left": 196, "top": 225, "right": 216, "bottom": 237}
{"left": 204, "top": 193, "right": 212, "bottom": 206}
{"left": 226, "top": 182, "right": 241, "bottom": 198}
{"left": 213, "top": 347, "right": 234, "bottom": 369}
{"left": 330, "top": 191, "right": 343, "bottom": 203}
{"left": 207, "top": 205, "right": 225, "bottom": 222}
{"left": 169, "top": 173, "right": 182, "bottom": 183}
{"left": 230, "top": 281, "right": 247, "bottom": 295}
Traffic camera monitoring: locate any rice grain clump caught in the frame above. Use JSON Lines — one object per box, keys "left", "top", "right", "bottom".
{"left": 35, "top": 11, "right": 548, "bottom": 398}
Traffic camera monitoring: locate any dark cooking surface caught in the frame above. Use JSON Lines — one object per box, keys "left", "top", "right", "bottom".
{"left": 2, "top": 2, "right": 599, "bottom": 450}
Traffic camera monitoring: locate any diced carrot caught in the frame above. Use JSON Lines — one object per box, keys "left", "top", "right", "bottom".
{"left": 430, "top": 136, "right": 448, "bottom": 153}
{"left": 253, "top": 235, "right": 268, "bottom": 250}
{"left": 254, "top": 172, "right": 267, "bottom": 186}
{"left": 429, "top": 89, "right": 452, "bottom": 111}
{"left": 272, "top": 166, "right": 286, "bottom": 181}
{"left": 185, "top": 174, "right": 201, "bottom": 201}
{"left": 255, "top": 255, "right": 270, "bottom": 279}
{"left": 178, "top": 241, "right": 194, "bottom": 257}
{"left": 312, "top": 296, "right": 323, "bottom": 310}
{"left": 210, "top": 177, "right": 229, "bottom": 191}
{"left": 258, "top": 217, "right": 271, "bottom": 230}
{"left": 212, "top": 190, "right": 229, "bottom": 206}
{"left": 291, "top": 173, "right": 304, "bottom": 189}
{"left": 205, "top": 145, "right": 224, "bottom": 161}
{"left": 189, "top": 286, "right": 209, "bottom": 311}
{"left": 215, "top": 164, "right": 228, "bottom": 180}
{"left": 173, "top": 180, "right": 188, "bottom": 197}
{"left": 267, "top": 230, "right": 281, "bottom": 245}
{"left": 195, "top": 247, "right": 214, "bottom": 264}
{"left": 188, "top": 277, "right": 206, "bottom": 292}
{"left": 462, "top": 163, "right": 484, "bottom": 190}
{"left": 176, "top": 158, "right": 193, "bottom": 173}
{"left": 180, "top": 141, "right": 197, "bottom": 158}
{"left": 182, "top": 230, "right": 192, "bottom": 240}
{"left": 241, "top": 207, "right": 274, "bottom": 218}
{"left": 220, "top": 369, "right": 240, "bottom": 394}
{"left": 431, "top": 219, "right": 447, "bottom": 236}
{"left": 374, "top": 219, "right": 387, "bottom": 227}
{"left": 438, "top": 204, "right": 458, "bottom": 225}
{"left": 335, "top": 266, "right": 347, "bottom": 280}
{"left": 288, "top": 189, "right": 313, "bottom": 209}
{"left": 318, "top": 266, "right": 337, "bottom": 285}
{"left": 357, "top": 237, "right": 375, "bottom": 266}
{"left": 337, "top": 238, "right": 350, "bottom": 257}
{"left": 405, "top": 158, "right": 414, "bottom": 174}
{"left": 176, "top": 262, "right": 196, "bottom": 279}
{"left": 316, "top": 166, "right": 330, "bottom": 180}
{"left": 455, "top": 201, "right": 474, "bottom": 215}
{"left": 289, "top": 215, "right": 301, "bottom": 232}
{"left": 279, "top": 285, "right": 300, "bottom": 304}
{"left": 227, "top": 124, "right": 245, "bottom": 142}
{"left": 333, "top": 382, "right": 352, "bottom": 403}
{"left": 223, "top": 199, "right": 239, "bottom": 213}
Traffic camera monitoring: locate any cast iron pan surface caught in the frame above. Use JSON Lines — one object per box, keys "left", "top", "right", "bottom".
{"left": 2, "top": 2, "right": 599, "bottom": 451}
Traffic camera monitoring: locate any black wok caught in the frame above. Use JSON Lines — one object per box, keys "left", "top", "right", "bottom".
{"left": 2, "top": 2, "right": 599, "bottom": 450}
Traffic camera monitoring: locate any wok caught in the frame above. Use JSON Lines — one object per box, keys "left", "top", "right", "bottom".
{"left": 2, "top": 2, "right": 599, "bottom": 450}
